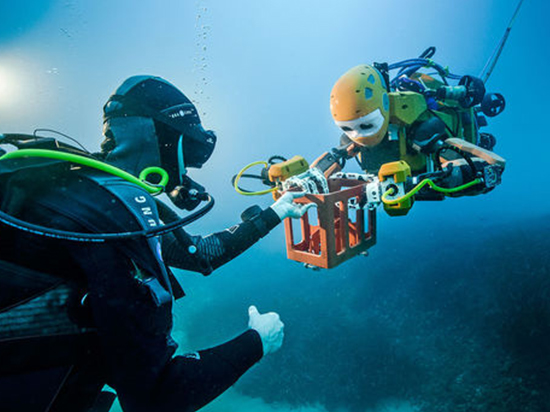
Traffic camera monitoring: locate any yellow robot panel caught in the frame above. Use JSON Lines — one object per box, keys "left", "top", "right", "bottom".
{"left": 268, "top": 156, "right": 309, "bottom": 183}
{"left": 378, "top": 161, "right": 413, "bottom": 216}
{"left": 389, "top": 92, "right": 428, "bottom": 126}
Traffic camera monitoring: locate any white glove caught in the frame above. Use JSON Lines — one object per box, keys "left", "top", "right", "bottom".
{"left": 270, "top": 191, "right": 316, "bottom": 221}
{"left": 248, "top": 305, "right": 284, "bottom": 356}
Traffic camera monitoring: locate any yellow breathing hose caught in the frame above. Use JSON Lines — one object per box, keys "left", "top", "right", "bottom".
{"left": 382, "top": 178, "right": 482, "bottom": 205}
{"left": 233, "top": 160, "right": 277, "bottom": 196}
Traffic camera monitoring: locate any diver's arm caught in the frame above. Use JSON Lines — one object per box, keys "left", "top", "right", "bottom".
{"left": 12, "top": 175, "right": 267, "bottom": 412}
{"left": 154, "top": 330, "right": 263, "bottom": 412}
{"left": 156, "top": 306, "right": 283, "bottom": 411}
{"left": 75, "top": 243, "right": 265, "bottom": 412}
{"left": 80, "top": 236, "right": 269, "bottom": 412}
{"left": 161, "top": 206, "right": 281, "bottom": 275}
{"left": 162, "top": 191, "right": 314, "bottom": 274}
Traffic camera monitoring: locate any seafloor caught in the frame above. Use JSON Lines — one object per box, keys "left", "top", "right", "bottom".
{"left": 183, "top": 215, "right": 550, "bottom": 412}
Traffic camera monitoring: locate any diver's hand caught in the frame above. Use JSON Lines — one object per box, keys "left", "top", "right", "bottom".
{"left": 248, "top": 305, "right": 284, "bottom": 356}
{"left": 270, "top": 191, "right": 316, "bottom": 221}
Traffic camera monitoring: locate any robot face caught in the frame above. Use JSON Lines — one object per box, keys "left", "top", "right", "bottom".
{"left": 335, "top": 108, "right": 386, "bottom": 146}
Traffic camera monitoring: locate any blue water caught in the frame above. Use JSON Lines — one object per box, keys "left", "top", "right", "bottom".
{"left": 1, "top": 0, "right": 548, "bottom": 411}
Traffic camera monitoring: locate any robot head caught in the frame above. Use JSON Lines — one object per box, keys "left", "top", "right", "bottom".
{"left": 330, "top": 65, "right": 390, "bottom": 147}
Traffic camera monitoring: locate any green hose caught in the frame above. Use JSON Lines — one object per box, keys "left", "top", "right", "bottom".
{"left": 0, "top": 149, "right": 168, "bottom": 195}
{"left": 382, "top": 177, "right": 482, "bottom": 205}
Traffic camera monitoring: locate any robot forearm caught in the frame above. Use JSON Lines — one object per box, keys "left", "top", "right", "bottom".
{"left": 438, "top": 138, "right": 505, "bottom": 196}
{"left": 265, "top": 143, "right": 360, "bottom": 196}
{"left": 309, "top": 142, "right": 360, "bottom": 178}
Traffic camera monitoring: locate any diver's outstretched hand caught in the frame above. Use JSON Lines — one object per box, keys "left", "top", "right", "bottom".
{"left": 270, "top": 191, "right": 316, "bottom": 220}
{"left": 248, "top": 305, "right": 284, "bottom": 356}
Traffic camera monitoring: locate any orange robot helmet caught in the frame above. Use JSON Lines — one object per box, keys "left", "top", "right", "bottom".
{"left": 330, "top": 65, "right": 390, "bottom": 147}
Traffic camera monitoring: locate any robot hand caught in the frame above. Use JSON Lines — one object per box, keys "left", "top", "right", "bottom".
{"left": 281, "top": 168, "right": 329, "bottom": 194}
{"left": 248, "top": 305, "right": 284, "bottom": 356}
{"left": 270, "top": 191, "right": 316, "bottom": 220}
{"left": 437, "top": 138, "right": 505, "bottom": 196}
{"left": 440, "top": 155, "right": 504, "bottom": 196}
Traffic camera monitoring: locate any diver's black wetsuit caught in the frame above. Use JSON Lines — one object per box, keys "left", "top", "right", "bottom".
{"left": 0, "top": 164, "right": 280, "bottom": 412}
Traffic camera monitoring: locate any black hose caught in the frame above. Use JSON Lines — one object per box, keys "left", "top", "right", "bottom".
{"left": 435, "top": 145, "right": 477, "bottom": 177}
{"left": 419, "top": 47, "right": 436, "bottom": 59}
{"left": 268, "top": 155, "right": 287, "bottom": 164}
{"left": 0, "top": 195, "right": 215, "bottom": 242}
{"left": 33, "top": 129, "right": 92, "bottom": 154}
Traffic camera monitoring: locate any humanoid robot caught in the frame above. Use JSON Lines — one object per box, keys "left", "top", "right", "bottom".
{"left": 234, "top": 48, "right": 507, "bottom": 268}
{"left": 310, "top": 50, "right": 505, "bottom": 211}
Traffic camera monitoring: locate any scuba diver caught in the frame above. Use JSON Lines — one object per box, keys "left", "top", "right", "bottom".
{"left": 0, "top": 75, "right": 313, "bottom": 412}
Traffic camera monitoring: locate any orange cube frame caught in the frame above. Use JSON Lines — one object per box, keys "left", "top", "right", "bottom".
{"left": 284, "top": 178, "right": 376, "bottom": 269}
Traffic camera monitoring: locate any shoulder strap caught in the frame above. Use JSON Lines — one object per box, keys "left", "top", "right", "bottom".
{"left": 86, "top": 173, "right": 184, "bottom": 301}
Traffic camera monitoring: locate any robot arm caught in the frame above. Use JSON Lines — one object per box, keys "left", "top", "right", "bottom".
{"left": 309, "top": 142, "right": 361, "bottom": 178}
{"left": 435, "top": 138, "right": 506, "bottom": 196}
{"left": 376, "top": 137, "right": 506, "bottom": 216}
{"left": 260, "top": 131, "right": 505, "bottom": 220}
{"left": 267, "top": 142, "right": 360, "bottom": 195}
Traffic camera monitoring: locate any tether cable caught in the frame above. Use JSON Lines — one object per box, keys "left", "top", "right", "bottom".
{"left": 481, "top": 0, "right": 525, "bottom": 83}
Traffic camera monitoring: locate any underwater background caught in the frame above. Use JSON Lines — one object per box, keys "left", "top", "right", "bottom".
{"left": 1, "top": 0, "right": 549, "bottom": 411}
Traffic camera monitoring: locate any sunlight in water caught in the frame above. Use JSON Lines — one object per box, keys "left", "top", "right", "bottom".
{"left": 0, "top": 64, "right": 18, "bottom": 109}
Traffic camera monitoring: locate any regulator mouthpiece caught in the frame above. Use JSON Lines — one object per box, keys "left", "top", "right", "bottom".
{"left": 168, "top": 175, "right": 208, "bottom": 211}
